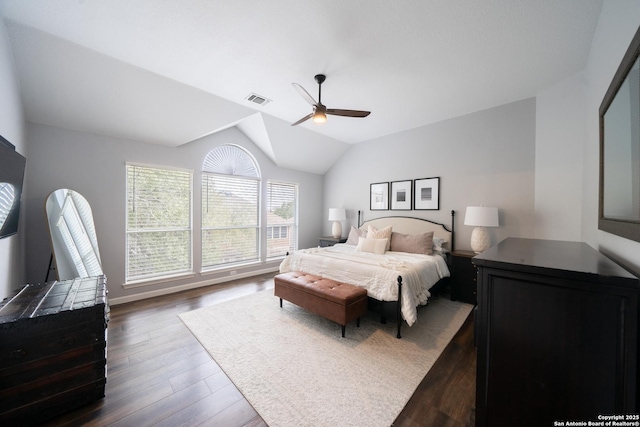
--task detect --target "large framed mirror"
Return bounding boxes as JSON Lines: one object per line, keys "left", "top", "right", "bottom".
{"left": 599, "top": 25, "right": 640, "bottom": 243}
{"left": 46, "top": 189, "right": 103, "bottom": 280}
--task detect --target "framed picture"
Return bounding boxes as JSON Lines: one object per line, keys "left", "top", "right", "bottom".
{"left": 391, "top": 180, "right": 412, "bottom": 210}
{"left": 370, "top": 182, "right": 389, "bottom": 210}
{"left": 413, "top": 177, "right": 440, "bottom": 210}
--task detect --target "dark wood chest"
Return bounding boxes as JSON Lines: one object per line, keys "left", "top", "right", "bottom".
{"left": 473, "top": 238, "right": 639, "bottom": 426}
{"left": 0, "top": 275, "right": 108, "bottom": 425}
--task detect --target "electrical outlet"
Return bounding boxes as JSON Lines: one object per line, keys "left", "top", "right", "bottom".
{"left": 230, "top": 270, "right": 237, "bottom": 276}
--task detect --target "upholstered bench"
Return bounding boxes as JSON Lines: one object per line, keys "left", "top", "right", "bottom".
{"left": 274, "top": 272, "right": 368, "bottom": 337}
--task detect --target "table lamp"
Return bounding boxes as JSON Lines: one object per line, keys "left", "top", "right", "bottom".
{"left": 328, "top": 208, "right": 346, "bottom": 238}
{"left": 464, "top": 206, "right": 499, "bottom": 253}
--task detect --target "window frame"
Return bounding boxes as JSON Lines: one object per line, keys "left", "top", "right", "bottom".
{"left": 125, "top": 162, "right": 194, "bottom": 285}
{"left": 201, "top": 145, "right": 262, "bottom": 272}
{"left": 266, "top": 180, "right": 299, "bottom": 260}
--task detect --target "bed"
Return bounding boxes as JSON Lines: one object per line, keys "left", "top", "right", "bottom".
{"left": 279, "top": 211, "right": 456, "bottom": 338}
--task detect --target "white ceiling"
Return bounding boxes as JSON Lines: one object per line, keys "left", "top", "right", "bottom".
{"left": 0, "top": 0, "right": 603, "bottom": 174}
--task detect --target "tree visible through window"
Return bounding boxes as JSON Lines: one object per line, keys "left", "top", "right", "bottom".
{"left": 126, "top": 164, "right": 192, "bottom": 282}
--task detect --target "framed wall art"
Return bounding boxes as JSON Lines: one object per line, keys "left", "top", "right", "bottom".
{"left": 391, "top": 180, "right": 412, "bottom": 210}
{"left": 370, "top": 182, "right": 389, "bottom": 210}
{"left": 414, "top": 177, "right": 440, "bottom": 210}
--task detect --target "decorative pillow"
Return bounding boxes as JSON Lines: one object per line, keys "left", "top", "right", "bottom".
{"left": 346, "top": 226, "right": 368, "bottom": 245}
{"left": 355, "top": 237, "right": 388, "bottom": 254}
{"left": 432, "top": 236, "right": 447, "bottom": 252}
{"left": 367, "top": 225, "right": 392, "bottom": 251}
{"left": 390, "top": 231, "right": 434, "bottom": 255}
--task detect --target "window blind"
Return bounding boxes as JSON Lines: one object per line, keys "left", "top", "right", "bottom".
{"left": 126, "top": 165, "right": 192, "bottom": 281}
{"left": 266, "top": 181, "right": 298, "bottom": 258}
{"left": 202, "top": 173, "right": 259, "bottom": 269}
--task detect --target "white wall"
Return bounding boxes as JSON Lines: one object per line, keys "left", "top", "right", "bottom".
{"left": 323, "top": 98, "right": 537, "bottom": 251}
{"left": 534, "top": 73, "right": 586, "bottom": 241}
{"left": 583, "top": 0, "right": 640, "bottom": 274}
{"left": 25, "top": 123, "right": 323, "bottom": 302}
{"left": 0, "top": 17, "right": 25, "bottom": 299}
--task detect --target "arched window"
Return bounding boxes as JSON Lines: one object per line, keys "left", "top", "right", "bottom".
{"left": 202, "top": 145, "right": 261, "bottom": 269}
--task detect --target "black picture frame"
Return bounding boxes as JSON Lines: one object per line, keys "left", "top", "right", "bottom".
{"left": 413, "top": 177, "right": 440, "bottom": 210}
{"left": 391, "top": 180, "right": 412, "bottom": 210}
{"left": 370, "top": 182, "right": 389, "bottom": 210}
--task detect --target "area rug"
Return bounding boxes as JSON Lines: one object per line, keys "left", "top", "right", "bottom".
{"left": 179, "top": 290, "right": 473, "bottom": 427}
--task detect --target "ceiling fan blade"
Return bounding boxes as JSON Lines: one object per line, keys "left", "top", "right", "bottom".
{"left": 292, "top": 83, "right": 317, "bottom": 106}
{"left": 290, "top": 113, "right": 313, "bottom": 126}
{"left": 326, "top": 109, "right": 371, "bottom": 118}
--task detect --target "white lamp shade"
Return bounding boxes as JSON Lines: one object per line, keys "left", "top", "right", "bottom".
{"left": 464, "top": 206, "right": 499, "bottom": 227}
{"left": 328, "top": 208, "right": 346, "bottom": 221}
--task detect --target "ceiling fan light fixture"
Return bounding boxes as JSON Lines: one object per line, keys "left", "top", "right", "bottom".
{"left": 290, "top": 74, "right": 370, "bottom": 126}
{"left": 313, "top": 110, "right": 327, "bottom": 124}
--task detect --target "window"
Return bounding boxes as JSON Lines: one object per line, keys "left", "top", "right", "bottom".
{"left": 202, "top": 145, "right": 260, "bottom": 269}
{"left": 266, "top": 180, "right": 298, "bottom": 258}
{"left": 126, "top": 164, "right": 192, "bottom": 282}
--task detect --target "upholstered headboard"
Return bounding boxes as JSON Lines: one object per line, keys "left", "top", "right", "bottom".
{"left": 358, "top": 211, "right": 455, "bottom": 251}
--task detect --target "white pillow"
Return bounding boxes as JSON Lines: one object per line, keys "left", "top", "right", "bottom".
{"left": 355, "top": 237, "right": 388, "bottom": 254}
{"left": 346, "top": 226, "right": 367, "bottom": 245}
{"left": 367, "top": 225, "right": 392, "bottom": 251}
{"left": 433, "top": 236, "right": 445, "bottom": 251}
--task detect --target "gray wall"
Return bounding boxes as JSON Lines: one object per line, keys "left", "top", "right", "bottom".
{"left": 25, "top": 123, "right": 323, "bottom": 302}
{"left": 0, "top": 18, "right": 26, "bottom": 299}
{"left": 323, "top": 98, "right": 537, "bottom": 252}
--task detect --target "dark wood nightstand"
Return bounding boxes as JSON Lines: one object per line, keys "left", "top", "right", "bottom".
{"left": 318, "top": 236, "right": 347, "bottom": 247}
{"left": 448, "top": 250, "right": 478, "bottom": 305}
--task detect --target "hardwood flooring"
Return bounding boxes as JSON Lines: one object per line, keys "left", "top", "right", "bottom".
{"left": 42, "top": 273, "right": 476, "bottom": 426}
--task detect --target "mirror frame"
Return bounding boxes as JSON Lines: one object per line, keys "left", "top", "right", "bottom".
{"left": 599, "top": 25, "right": 640, "bottom": 243}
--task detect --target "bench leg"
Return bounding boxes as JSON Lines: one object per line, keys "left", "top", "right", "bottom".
{"left": 356, "top": 317, "right": 360, "bottom": 327}
{"left": 341, "top": 325, "right": 345, "bottom": 338}
{"left": 279, "top": 298, "right": 283, "bottom": 308}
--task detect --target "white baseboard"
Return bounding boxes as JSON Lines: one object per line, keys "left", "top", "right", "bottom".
{"left": 109, "top": 266, "right": 279, "bottom": 305}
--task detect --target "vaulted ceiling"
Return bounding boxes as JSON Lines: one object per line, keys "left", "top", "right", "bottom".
{"left": 0, "top": 0, "right": 603, "bottom": 174}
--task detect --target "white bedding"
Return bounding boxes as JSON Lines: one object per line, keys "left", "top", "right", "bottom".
{"left": 278, "top": 244, "right": 450, "bottom": 326}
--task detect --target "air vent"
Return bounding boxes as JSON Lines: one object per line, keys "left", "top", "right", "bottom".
{"left": 245, "top": 93, "right": 271, "bottom": 106}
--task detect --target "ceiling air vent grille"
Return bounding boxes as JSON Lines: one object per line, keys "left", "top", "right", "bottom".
{"left": 245, "top": 93, "right": 271, "bottom": 106}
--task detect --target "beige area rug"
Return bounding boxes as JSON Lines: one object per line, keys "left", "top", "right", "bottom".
{"left": 179, "top": 290, "right": 473, "bottom": 427}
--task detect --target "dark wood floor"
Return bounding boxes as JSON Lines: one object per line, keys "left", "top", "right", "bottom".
{"left": 43, "top": 273, "right": 476, "bottom": 426}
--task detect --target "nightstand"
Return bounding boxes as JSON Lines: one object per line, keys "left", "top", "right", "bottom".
{"left": 318, "top": 236, "right": 347, "bottom": 247}
{"left": 449, "top": 250, "right": 478, "bottom": 305}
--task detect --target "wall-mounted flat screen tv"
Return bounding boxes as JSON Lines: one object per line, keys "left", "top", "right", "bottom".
{"left": 0, "top": 135, "right": 26, "bottom": 239}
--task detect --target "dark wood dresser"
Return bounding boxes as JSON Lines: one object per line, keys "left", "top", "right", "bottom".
{"left": 473, "top": 238, "right": 639, "bottom": 426}
{"left": 0, "top": 275, "right": 108, "bottom": 424}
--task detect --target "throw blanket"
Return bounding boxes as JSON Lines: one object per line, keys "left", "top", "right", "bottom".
{"left": 279, "top": 244, "right": 450, "bottom": 326}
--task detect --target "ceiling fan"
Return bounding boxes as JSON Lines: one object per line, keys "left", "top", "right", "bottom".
{"left": 290, "top": 74, "right": 371, "bottom": 126}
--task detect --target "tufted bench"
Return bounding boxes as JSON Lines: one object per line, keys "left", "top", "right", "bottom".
{"left": 274, "top": 272, "right": 368, "bottom": 337}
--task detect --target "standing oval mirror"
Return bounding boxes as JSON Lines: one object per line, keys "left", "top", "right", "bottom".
{"left": 46, "top": 189, "right": 103, "bottom": 280}
{"left": 599, "top": 26, "right": 640, "bottom": 242}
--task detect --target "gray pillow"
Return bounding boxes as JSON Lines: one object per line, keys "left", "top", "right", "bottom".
{"left": 390, "top": 231, "right": 434, "bottom": 255}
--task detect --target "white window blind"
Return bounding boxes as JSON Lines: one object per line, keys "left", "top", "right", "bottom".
{"left": 266, "top": 181, "right": 298, "bottom": 258}
{"left": 201, "top": 173, "right": 259, "bottom": 269}
{"left": 126, "top": 164, "right": 192, "bottom": 282}
{"left": 201, "top": 145, "right": 261, "bottom": 270}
